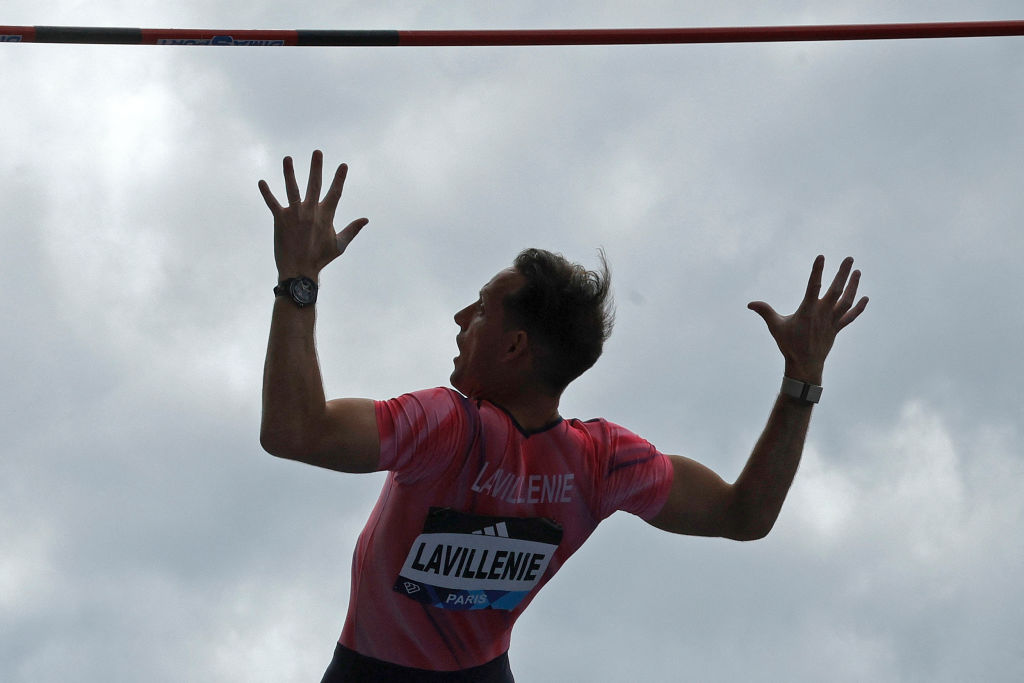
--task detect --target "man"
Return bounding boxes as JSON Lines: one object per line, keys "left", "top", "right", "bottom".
{"left": 258, "top": 151, "right": 868, "bottom": 682}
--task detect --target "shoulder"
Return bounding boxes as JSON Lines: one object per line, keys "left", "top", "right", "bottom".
{"left": 566, "top": 419, "right": 673, "bottom": 520}
{"left": 566, "top": 417, "right": 667, "bottom": 484}
{"left": 389, "top": 386, "right": 465, "bottom": 404}
{"left": 377, "top": 387, "right": 468, "bottom": 415}
{"left": 376, "top": 388, "right": 478, "bottom": 474}
{"left": 566, "top": 416, "right": 652, "bottom": 449}
{"left": 375, "top": 387, "right": 474, "bottom": 441}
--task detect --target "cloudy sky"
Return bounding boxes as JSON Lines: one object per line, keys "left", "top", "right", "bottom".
{"left": 3, "top": 2, "right": 1022, "bottom": 681}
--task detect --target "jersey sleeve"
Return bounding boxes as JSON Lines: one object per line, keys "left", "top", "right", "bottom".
{"left": 596, "top": 421, "right": 675, "bottom": 521}
{"left": 374, "top": 387, "right": 472, "bottom": 483}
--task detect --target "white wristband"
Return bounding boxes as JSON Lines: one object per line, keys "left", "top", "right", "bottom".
{"left": 781, "top": 376, "right": 822, "bottom": 404}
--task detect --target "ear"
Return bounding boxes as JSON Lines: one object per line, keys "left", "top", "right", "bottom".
{"left": 501, "top": 329, "right": 530, "bottom": 361}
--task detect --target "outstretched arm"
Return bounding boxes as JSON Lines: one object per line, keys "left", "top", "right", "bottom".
{"left": 648, "top": 255, "right": 868, "bottom": 540}
{"left": 258, "top": 150, "right": 380, "bottom": 473}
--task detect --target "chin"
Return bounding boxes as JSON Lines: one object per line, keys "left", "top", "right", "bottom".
{"left": 450, "top": 376, "right": 479, "bottom": 399}
{"left": 450, "top": 371, "right": 465, "bottom": 394}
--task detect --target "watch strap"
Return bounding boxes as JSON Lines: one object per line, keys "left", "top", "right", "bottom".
{"left": 780, "top": 376, "right": 822, "bottom": 404}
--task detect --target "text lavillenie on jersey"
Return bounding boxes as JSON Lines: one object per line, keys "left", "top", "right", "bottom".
{"left": 470, "top": 463, "right": 575, "bottom": 504}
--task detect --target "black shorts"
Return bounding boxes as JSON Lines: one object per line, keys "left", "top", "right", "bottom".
{"left": 320, "top": 643, "right": 516, "bottom": 683}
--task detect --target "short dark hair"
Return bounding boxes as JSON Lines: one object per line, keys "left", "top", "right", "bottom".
{"left": 503, "top": 248, "right": 615, "bottom": 394}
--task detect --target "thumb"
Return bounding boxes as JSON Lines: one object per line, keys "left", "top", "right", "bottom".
{"left": 747, "top": 301, "right": 778, "bottom": 325}
{"left": 335, "top": 217, "right": 370, "bottom": 256}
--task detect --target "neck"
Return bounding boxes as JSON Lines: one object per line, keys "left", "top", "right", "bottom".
{"left": 476, "top": 386, "right": 561, "bottom": 433}
{"left": 502, "top": 396, "right": 562, "bottom": 433}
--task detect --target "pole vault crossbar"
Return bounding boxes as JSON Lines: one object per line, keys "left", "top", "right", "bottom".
{"left": 2, "top": 21, "right": 1023, "bottom": 47}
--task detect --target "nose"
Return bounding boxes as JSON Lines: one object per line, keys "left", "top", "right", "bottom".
{"left": 454, "top": 303, "right": 472, "bottom": 328}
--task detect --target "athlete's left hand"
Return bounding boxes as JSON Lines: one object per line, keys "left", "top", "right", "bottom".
{"left": 747, "top": 255, "right": 868, "bottom": 385}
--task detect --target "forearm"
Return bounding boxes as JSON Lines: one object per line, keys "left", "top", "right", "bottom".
{"left": 260, "top": 297, "right": 329, "bottom": 456}
{"left": 652, "top": 256, "right": 864, "bottom": 540}
{"left": 731, "top": 390, "right": 814, "bottom": 539}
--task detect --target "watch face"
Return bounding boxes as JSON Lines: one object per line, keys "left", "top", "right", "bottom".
{"left": 289, "top": 277, "right": 317, "bottom": 305}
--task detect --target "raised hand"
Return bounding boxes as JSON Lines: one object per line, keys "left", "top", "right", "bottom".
{"left": 747, "top": 255, "right": 868, "bottom": 384}
{"left": 258, "top": 150, "right": 369, "bottom": 280}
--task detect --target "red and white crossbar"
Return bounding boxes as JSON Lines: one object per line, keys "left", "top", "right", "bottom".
{"left": 1, "top": 21, "right": 1023, "bottom": 47}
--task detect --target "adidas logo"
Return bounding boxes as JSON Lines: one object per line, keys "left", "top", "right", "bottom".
{"left": 472, "top": 522, "right": 509, "bottom": 538}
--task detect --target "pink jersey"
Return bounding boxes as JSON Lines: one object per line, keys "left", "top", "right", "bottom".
{"left": 339, "top": 387, "right": 674, "bottom": 671}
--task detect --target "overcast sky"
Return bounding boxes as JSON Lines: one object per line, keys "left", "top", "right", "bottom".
{"left": 2, "top": 2, "right": 1023, "bottom": 681}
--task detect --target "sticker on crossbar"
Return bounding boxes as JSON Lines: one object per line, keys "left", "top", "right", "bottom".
{"left": 156, "top": 35, "right": 285, "bottom": 46}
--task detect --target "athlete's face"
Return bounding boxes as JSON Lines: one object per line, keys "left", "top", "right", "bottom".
{"left": 451, "top": 268, "right": 526, "bottom": 399}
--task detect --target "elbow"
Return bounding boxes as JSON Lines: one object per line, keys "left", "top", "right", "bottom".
{"left": 728, "top": 523, "right": 772, "bottom": 542}
{"left": 722, "top": 487, "right": 782, "bottom": 541}
{"left": 724, "top": 505, "right": 776, "bottom": 542}
{"left": 260, "top": 425, "right": 305, "bottom": 461}
{"left": 260, "top": 406, "right": 321, "bottom": 460}
{"left": 259, "top": 432, "right": 288, "bottom": 459}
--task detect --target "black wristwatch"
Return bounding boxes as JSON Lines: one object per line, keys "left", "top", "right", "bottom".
{"left": 274, "top": 277, "right": 318, "bottom": 308}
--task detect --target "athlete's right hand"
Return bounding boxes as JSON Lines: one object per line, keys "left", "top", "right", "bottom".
{"left": 258, "top": 150, "right": 369, "bottom": 281}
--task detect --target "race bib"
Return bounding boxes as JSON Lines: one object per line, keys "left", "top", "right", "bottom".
{"left": 394, "top": 507, "right": 563, "bottom": 611}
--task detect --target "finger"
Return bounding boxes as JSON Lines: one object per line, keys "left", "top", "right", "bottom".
{"left": 802, "top": 255, "right": 825, "bottom": 304}
{"left": 283, "top": 156, "right": 301, "bottom": 205}
{"left": 305, "top": 150, "right": 323, "bottom": 206}
{"left": 835, "top": 269, "right": 861, "bottom": 314}
{"left": 823, "top": 256, "right": 855, "bottom": 304}
{"left": 258, "top": 179, "right": 281, "bottom": 214}
{"left": 837, "top": 296, "right": 868, "bottom": 330}
{"left": 336, "top": 217, "right": 370, "bottom": 256}
{"left": 322, "top": 163, "right": 349, "bottom": 217}
{"left": 747, "top": 301, "right": 780, "bottom": 327}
